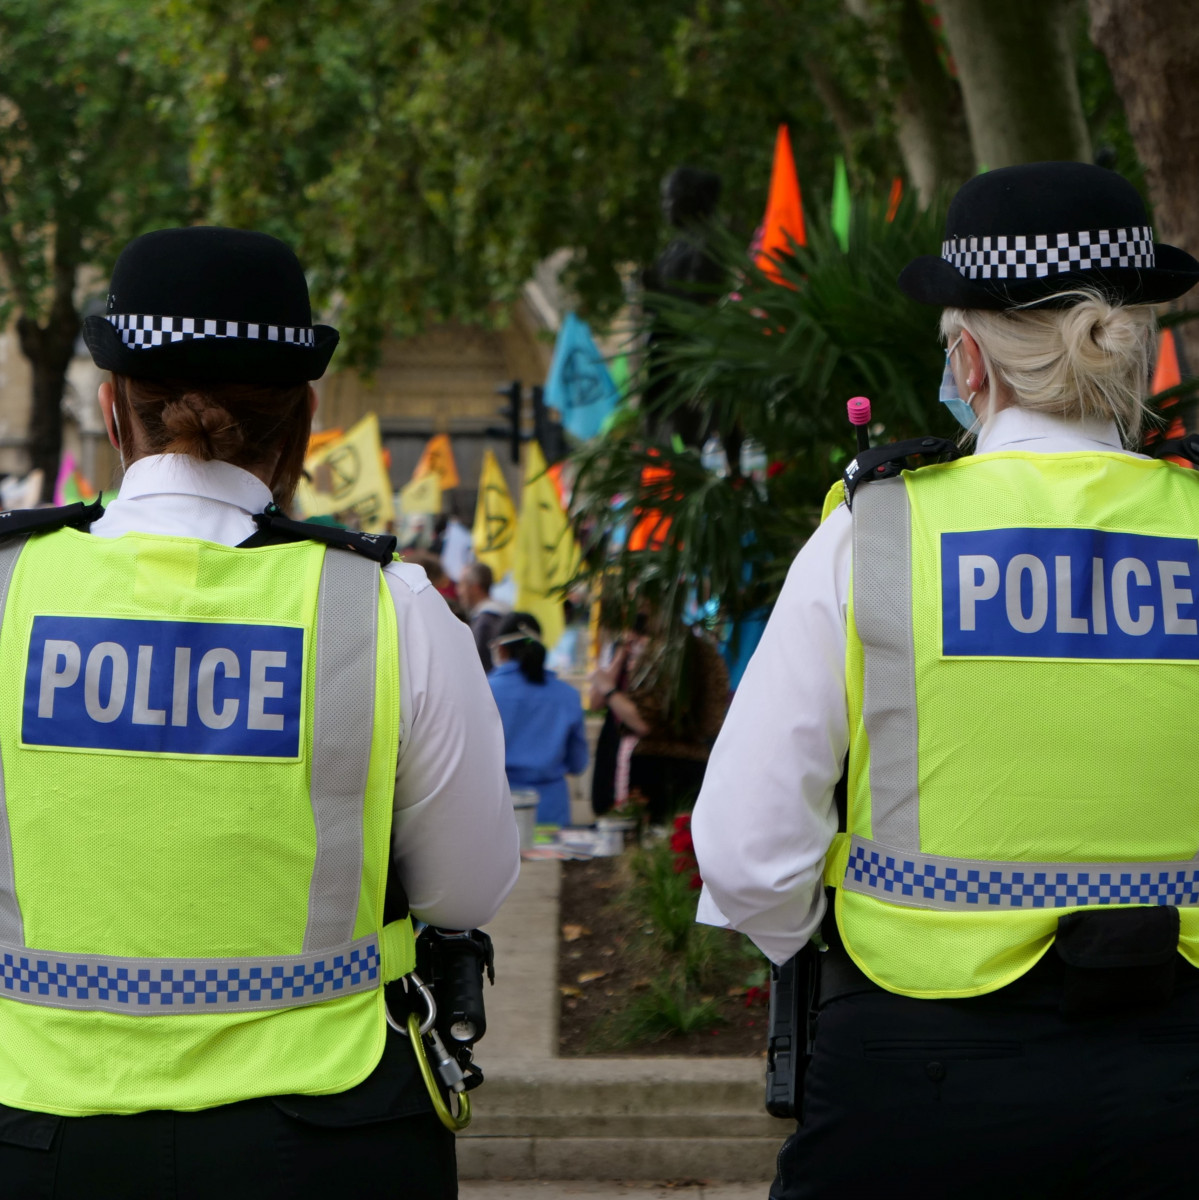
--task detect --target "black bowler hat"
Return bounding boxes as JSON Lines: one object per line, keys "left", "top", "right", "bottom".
{"left": 83, "top": 226, "right": 339, "bottom": 383}
{"left": 899, "top": 162, "right": 1199, "bottom": 309}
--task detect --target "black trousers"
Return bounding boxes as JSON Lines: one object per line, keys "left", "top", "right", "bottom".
{"left": 773, "top": 952, "right": 1199, "bottom": 1199}
{"left": 0, "top": 1028, "right": 456, "bottom": 1199}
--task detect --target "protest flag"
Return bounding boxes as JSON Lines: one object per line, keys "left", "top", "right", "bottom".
{"left": 307, "top": 428, "right": 343, "bottom": 455}
{"left": 628, "top": 459, "right": 675, "bottom": 552}
{"left": 472, "top": 448, "right": 517, "bottom": 580}
{"left": 1153, "top": 327, "right": 1183, "bottom": 398}
{"left": 294, "top": 412, "right": 395, "bottom": 533}
{"left": 399, "top": 470, "right": 442, "bottom": 515}
{"left": 413, "top": 433, "right": 460, "bottom": 490}
{"left": 1148, "top": 328, "right": 1193, "bottom": 467}
{"left": 832, "top": 156, "right": 851, "bottom": 253}
{"left": 514, "top": 440, "right": 579, "bottom": 650}
{"left": 54, "top": 452, "right": 99, "bottom": 507}
{"left": 755, "top": 124, "right": 806, "bottom": 283}
{"left": 544, "top": 313, "right": 619, "bottom": 443}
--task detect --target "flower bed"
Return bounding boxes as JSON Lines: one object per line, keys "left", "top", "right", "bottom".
{"left": 558, "top": 817, "right": 769, "bottom": 1057}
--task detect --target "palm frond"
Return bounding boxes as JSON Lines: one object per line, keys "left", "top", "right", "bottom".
{"left": 571, "top": 190, "right": 952, "bottom": 704}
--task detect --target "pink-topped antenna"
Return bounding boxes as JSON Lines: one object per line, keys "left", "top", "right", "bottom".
{"left": 847, "top": 396, "right": 871, "bottom": 451}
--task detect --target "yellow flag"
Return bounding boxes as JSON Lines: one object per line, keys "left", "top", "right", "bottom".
{"left": 514, "top": 442, "right": 579, "bottom": 650}
{"left": 471, "top": 449, "right": 517, "bottom": 580}
{"left": 399, "top": 470, "right": 442, "bottom": 515}
{"left": 294, "top": 413, "right": 395, "bottom": 534}
{"left": 413, "top": 433, "right": 460, "bottom": 490}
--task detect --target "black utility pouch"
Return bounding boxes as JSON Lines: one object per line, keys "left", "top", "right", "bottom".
{"left": 1055, "top": 906, "right": 1179, "bottom": 1019}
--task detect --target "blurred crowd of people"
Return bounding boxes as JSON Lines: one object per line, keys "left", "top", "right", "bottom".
{"left": 410, "top": 516, "right": 732, "bottom": 836}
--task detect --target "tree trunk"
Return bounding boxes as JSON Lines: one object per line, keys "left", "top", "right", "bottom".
{"left": 16, "top": 302, "right": 78, "bottom": 502}
{"left": 1088, "top": 0, "right": 1199, "bottom": 424}
{"left": 802, "top": 53, "right": 870, "bottom": 166}
{"left": 937, "top": 0, "right": 1092, "bottom": 169}
{"left": 846, "top": 0, "right": 974, "bottom": 203}
{"left": 13, "top": 220, "right": 80, "bottom": 502}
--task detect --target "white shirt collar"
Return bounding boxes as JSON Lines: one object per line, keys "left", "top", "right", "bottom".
{"left": 116, "top": 454, "right": 273, "bottom": 514}
{"left": 974, "top": 406, "right": 1129, "bottom": 456}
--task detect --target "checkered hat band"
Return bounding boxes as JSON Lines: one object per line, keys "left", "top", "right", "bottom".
{"left": 107, "top": 313, "right": 316, "bottom": 350}
{"left": 941, "top": 226, "right": 1155, "bottom": 281}
{"left": 0, "top": 933, "right": 380, "bottom": 1014}
{"left": 842, "top": 835, "right": 1199, "bottom": 912}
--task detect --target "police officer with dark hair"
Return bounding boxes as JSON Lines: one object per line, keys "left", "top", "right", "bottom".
{"left": 0, "top": 227, "right": 518, "bottom": 1196}
{"left": 693, "top": 163, "right": 1199, "bottom": 1198}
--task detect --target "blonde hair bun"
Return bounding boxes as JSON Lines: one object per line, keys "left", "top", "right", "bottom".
{"left": 941, "top": 288, "right": 1155, "bottom": 444}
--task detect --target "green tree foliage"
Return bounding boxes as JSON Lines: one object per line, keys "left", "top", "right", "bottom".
{"left": 0, "top": 0, "right": 195, "bottom": 493}
{"left": 162, "top": 0, "right": 898, "bottom": 365}
{"left": 570, "top": 191, "right": 951, "bottom": 686}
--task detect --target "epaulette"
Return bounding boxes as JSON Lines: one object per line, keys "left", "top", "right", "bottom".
{"left": 843, "top": 436, "right": 962, "bottom": 509}
{"left": 239, "top": 504, "right": 398, "bottom": 564}
{"left": 0, "top": 498, "right": 105, "bottom": 538}
{"left": 1147, "top": 433, "right": 1199, "bottom": 466}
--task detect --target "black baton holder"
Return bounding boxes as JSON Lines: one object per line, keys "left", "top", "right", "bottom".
{"left": 765, "top": 942, "right": 818, "bottom": 1120}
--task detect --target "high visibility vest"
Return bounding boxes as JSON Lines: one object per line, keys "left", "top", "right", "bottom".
{"left": 0, "top": 527, "right": 414, "bottom": 1116}
{"left": 825, "top": 451, "right": 1199, "bottom": 998}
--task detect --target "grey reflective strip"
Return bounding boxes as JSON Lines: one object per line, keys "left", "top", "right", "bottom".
{"left": 842, "top": 834, "right": 1199, "bottom": 911}
{"left": 0, "top": 933, "right": 380, "bottom": 1015}
{"left": 0, "top": 539, "right": 26, "bottom": 946}
{"left": 304, "top": 550, "right": 379, "bottom": 951}
{"left": 852, "top": 479, "right": 920, "bottom": 849}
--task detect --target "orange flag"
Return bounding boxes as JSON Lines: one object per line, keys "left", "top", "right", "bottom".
{"left": 755, "top": 124, "right": 806, "bottom": 284}
{"left": 1148, "top": 328, "right": 1192, "bottom": 467}
{"left": 1153, "top": 328, "right": 1182, "bottom": 397}
{"left": 413, "top": 433, "right": 460, "bottom": 490}
{"left": 628, "top": 461, "right": 675, "bottom": 552}
{"left": 308, "top": 428, "right": 343, "bottom": 454}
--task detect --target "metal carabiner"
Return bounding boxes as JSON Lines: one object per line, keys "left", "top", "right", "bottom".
{"left": 386, "top": 971, "right": 437, "bottom": 1038}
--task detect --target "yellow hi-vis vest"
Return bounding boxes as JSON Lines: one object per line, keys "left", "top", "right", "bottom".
{"left": 825, "top": 450, "right": 1199, "bottom": 999}
{"left": 0, "top": 527, "right": 414, "bottom": 1116}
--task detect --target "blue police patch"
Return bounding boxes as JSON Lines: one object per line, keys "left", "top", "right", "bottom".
{"left": 942, "top": 528, "right": 1199, "bottom": 660}
{"left": 23, "top": 616, "right": 304, "bottom": 757}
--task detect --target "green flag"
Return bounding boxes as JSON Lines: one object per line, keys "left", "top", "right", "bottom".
{"left": 831, "top": 156, "right": 851, "bottom": 254}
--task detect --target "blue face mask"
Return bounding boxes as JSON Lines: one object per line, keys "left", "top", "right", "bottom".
{"left": 939, "top": 336, "right": 979, "bottom": 432}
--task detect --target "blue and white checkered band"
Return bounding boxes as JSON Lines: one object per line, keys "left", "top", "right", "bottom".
{"left": 0, "top": 934, "right": 380, "bottom": 1014}
{"left": 106, "top": 313, "right": 316, "bottom": 350}
{"left": 842, "top": 835, "right": 1199, "bottom": 912}
{"left": 941, "top": 225, "right": 1155, "bottom": 281}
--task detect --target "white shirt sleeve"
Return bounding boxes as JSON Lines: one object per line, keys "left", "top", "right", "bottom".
{"left": 384, "top": 562, "right": 520, "bottom": 929}
{"left": 691, "top": 505, "right": 852, "bottom": 965}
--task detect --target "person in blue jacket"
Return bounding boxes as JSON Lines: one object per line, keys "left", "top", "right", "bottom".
{"left": 488, "top": 612, "right": 589, "bottom": 827}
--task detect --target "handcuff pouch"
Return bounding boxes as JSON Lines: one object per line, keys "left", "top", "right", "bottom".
{"left": 1055, "top": 906, "right": 1179, "bottom": 1019}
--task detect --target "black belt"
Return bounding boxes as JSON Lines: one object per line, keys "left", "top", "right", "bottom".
{"left": 818, "top": 906, "right": 1192, "bottom": 1018}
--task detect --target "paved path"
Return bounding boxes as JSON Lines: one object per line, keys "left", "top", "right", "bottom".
{"left": 464, "top": 847, "right": 782, "bottom": 1189}
{"left": 477, "top": 858, "right": 561, "bottom": 1067}
{"left": 461, "top": 1184, "right": 765, "bottom": 1198}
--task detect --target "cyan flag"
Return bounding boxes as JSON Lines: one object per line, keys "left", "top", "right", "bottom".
{"left": 544, "top": 312, "right": 618, "bottom": 442}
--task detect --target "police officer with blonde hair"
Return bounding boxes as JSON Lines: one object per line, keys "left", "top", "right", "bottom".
{"left": 0, "top": 227, "right": 518, "bottom": 1196}
{"left": 693, "top": 162, "right": 1199, "bottom": 1198}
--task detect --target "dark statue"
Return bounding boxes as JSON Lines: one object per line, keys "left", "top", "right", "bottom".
{"left": 641, "top": 167, "right": 725, "bottom": 446}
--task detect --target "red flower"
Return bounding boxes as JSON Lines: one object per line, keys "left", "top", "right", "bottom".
{"left": 744, "top": 985, "right": 772, "bottom": 1007}
{"left": 688, "top": 872, "right": 703, "bottom": 891}
{"left": 669, "top": 830, "right": 694, "bottom": 855}
{"left": 767, "top": 460, "right": 787, "bottom": 479}
{"left": 673, "top": 813, "right": 691, "bottom": 831}
{"left": 673, "top": 856, "right": 691, "bottom": 874}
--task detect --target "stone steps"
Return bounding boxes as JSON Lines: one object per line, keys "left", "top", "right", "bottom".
{"left": 465, "top": 860, "right": 789, "bottom": 1183}
{"left": 457, "top": 1058, "right": 790, "bottom": 1182}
